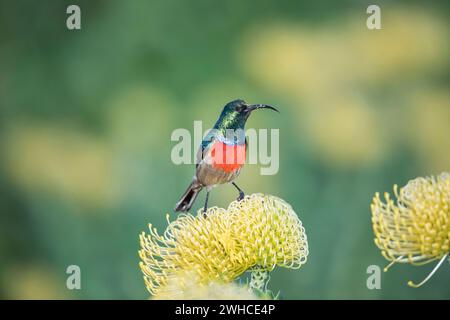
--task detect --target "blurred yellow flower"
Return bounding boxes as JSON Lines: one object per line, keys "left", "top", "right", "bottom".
{"left": 371, "top": 172, "right": 450, "bottom": 287}
{"left": 152, "top": 271, "right": 259, "bottom": 300}
{"left": 239, "top": 8, "right": 447, "bottom": 99}
{"left": 3, "top": 264, "right": 68, "bottom": 299}
{"left": 139, "top": 194, "right": 308, "bottom": 295}
{"left": 238, "top": 7, "right": 448, "bottom": 168}
{"left": 2, "top": 125, "right": 117, "bottom": 208}
{"left": 304, "top": 95, "right": 386, "bottom": 167}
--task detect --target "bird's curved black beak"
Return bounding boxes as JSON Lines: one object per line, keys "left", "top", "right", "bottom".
{"left": 247, "top": 104, "right": 279, "bottom": 113}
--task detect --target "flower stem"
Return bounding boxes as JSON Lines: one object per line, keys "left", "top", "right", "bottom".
{"left": 249, "top": 269, "right": 270, "bottom": 292}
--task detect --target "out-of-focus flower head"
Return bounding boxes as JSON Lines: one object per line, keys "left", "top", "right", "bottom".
{"left": 371, "top": 172, "right": 450, "bottom": 287}
{"left": 3, "top": 264, "right": 68, "bottom": 299}
{"left": 151, "top": 271, "right": 259, "bottom": 300}
{"left": 139, "top": 194, "right": 308, "bottom": 296}
{"left": 238, "top": 7, "right": 448, "bottom": 169}
{"left": 2, "top": 125, "right": 117, "bottom": 208}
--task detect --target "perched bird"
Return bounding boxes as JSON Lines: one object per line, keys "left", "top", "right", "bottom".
{"left": 174, "top": 99, "right": 279, "bottom": 213}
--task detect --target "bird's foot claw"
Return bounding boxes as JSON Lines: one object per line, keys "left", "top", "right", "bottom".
{"left": 237, "top": 192, "right": 245, "bottom": 201}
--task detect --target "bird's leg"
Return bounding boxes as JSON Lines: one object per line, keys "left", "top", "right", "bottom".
{"left": 232, "top": 182, "right": 245, "bottom": 201}
{"left": 203, "top": 191, "right": 210, "bottom": 217}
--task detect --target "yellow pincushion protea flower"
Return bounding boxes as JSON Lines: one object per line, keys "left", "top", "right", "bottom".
{"left": 371, "top": 172, "right": 450, "bottom": 287}
{"left": 152, "top": 271, "right": 259, "bottom": 300}
{"left": 139, "top": 193, "right": 308, "bottom": 296}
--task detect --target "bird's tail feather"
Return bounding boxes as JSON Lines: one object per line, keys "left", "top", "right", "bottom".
{"left": 174, "top": 180, "right": 203, "bottom": 212}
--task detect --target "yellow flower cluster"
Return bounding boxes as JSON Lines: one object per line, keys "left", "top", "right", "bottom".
{"left": 139, "top": 194, "right": 308, "bottom": 296}
{"left": 371, "top": 172, "right": 450, "bottom": 287}
{"left": 152, "top": 271, "right": 259, "bottom": 300}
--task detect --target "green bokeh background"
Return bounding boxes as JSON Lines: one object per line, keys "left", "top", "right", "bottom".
{"left": 0, "top": 0, "right": 449, "bottom": 299}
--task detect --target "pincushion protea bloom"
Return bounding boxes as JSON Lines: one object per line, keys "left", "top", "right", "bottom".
{"left": 152, "top": 271, "right": 259, "bottom": 300}
{"left": 371, "top": 172, "right": 450, "bottom": 287}
{"left": 139, "top": 194, "right": 308, "bottom": 296}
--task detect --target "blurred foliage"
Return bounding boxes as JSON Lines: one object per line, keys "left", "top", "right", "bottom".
{"left": 0, "top": 0, "right": 449, "bottom": 299}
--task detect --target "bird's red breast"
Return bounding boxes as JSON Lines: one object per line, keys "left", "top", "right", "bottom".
{"left": 210, "top": 141, "right": 246, "bottom": 173}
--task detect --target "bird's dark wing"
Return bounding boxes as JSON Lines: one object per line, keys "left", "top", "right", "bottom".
{"left": 196, "top": 130, "right": 216, "bottom": 168}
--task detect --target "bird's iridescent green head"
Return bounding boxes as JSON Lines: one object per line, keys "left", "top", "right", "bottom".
{"left": 213, "top": 99, "right": 279, "bottom": 131}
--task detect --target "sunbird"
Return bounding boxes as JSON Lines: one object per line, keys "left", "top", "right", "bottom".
{"left": 174, "top": 99, "right": 279, "bottom": 213}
